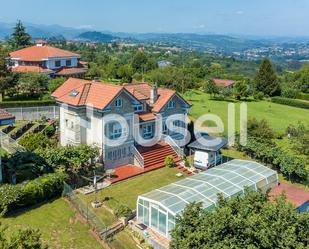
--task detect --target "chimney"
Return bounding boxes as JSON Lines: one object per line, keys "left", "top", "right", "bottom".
{"left": 36, "top": 39, "right": 48, "bottom": 46}
{"left": 150, "top": 83, "right": 158, "bottom": 106}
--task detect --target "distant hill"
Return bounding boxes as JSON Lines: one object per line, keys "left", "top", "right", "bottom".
{"left": 75, "top": 31, "right": 116, "bottom": 43}
{"left": 0, "top": 21, "right": 89, "bottom": 40}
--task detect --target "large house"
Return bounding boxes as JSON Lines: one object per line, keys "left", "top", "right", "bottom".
{"left": 9, "top": 40, "right": 87, "bottom": 78}
{"left": 52, "top": 78, "right": 191, "bottom": 170}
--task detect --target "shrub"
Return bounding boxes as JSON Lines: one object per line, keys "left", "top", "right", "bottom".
{"left": 253, "top": 91, "right": 264, "bottom": 100}
{"left": 0, "top": 99, "right": 55, "bottom": 108}
{"left": 0, "top": 172, "right": 67, "bottom": 216}
{"left": 19, "top": 132, "right": 51, "bottom": 151}
{"left": 43, "top": 125, "right": 56, "bottom": 137}
{"left": 297, "top": 92, "right": 309, "bottom": 101}
{"left": 271, "top": 96, "right": 309, "bottom": 109}
{"left": 115, "top": 204, "right": 133, "bottom": 218}
{"left": 165, "top": 156, "right": 175, "bottom": 168}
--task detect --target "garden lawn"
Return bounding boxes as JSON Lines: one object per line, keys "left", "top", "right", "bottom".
{"left": 110, "top": 229, "right": 138, "bottom": 249}
{"left": 81, "top": 167, "right": 182, "bottom": 211}
{"left": 0, "top": 198, "right": 103, "bottom": 249}
{"left": 187, "top": 90, "right": 309, "bottom": 134}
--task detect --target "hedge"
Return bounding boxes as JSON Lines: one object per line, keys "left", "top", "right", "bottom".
{"left": 0, "top": 99, "right": 56, "bottom": 108}
{"left": 271, "top": 97, "right": 309, "bottom": 109}
{"left": 0, "top": 172, "right": 67, "bottom": 216}
{"left": 297, "top": 92, "right": 309, "bottom": 101}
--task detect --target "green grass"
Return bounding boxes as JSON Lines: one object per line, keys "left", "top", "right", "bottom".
{"left": 0, "top": 198, "right": 103, "bottom": 249}
{"left": 187, "top": 90, "right": 309, "bottom": 134}
{"left": 110, "top": 229, "right": 138, "bottom": 249}
{"left": 81, "top": 167, "right": 182, "bottom": 210}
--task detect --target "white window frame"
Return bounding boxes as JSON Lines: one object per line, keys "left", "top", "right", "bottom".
{"left": 167, "top": 100, "right": 175, "bottom": 109}
{"left": 115, "top": 98, "right": 123, "bottom": 108}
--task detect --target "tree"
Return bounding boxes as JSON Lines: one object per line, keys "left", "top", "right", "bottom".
{"left": 203, "top": 80, "right": 219, "bottom": 97}
{"left": 0, "top": 223, "right": 47, "bottom": 249}
{"left": 0, "top": 45, "right": 14, "bottom": 101}
{"left": 234, "top": 80, "right": 249, "bottom": 100}
{"left": 247, "top": 118, "right": 274, "bottom": 141}
{"left": 48, "top": 77, "right": 66, "bottom": 93}
{"left": 9, "top": 20, "right": 32, "bottom": 49}
{"left": 171, "top": 190, "right": 309, "bottom": 249}
{"left": 15, "top": 72, "right": 49, "bottom": 98}
{"left": 117, "top": 64, "right": 133, "bottom": 82}
{"left": 254, "top": 58, "right": 280, "bottom": 96}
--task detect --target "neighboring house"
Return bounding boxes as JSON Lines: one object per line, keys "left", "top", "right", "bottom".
{"left": 52, "top": 78, "right": 191, "bottom": 169}
{"left": 157, "top": 60, "right": 173, "bottom": 68}
{"left": 9, "top": 40, "right": 87, "bottom": 78}
{"left": 212, "top": 79, "right": 235, "bottom": 88}
{"left": 0, "top": 109, "right": 15, "bottom": 126}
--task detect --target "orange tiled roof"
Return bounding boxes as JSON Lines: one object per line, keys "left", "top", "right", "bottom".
{"left": 10, "top": 45, "right": 80, "bottom": 61}
{"left": 52, "top": 79, "right": 191, "bottom": 112}
{"left": 51, "top": 78, "right": 123, "bottom": 110}
{"left": 138, "top": 112, "right": 157, "bottom": 122}
{"left": 12, "top": 65, "right": 53, "bottom": 73}
{"left": 56, "top": 67, "right": 87, "bottom": 76}
{"left": 124, "top": 83, "right": 185, "bottom": 113}
{"left": 213, "top": 79, "right": 235, "bottom": 87}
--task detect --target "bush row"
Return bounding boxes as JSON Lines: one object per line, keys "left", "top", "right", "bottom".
{"left": 297, "top": 92, "right": 309, "bottom": 101}
{"left": 271, "top": 96, "right": 309, "bottom": 109}
{"left": 0, "top": 99, "right": 56, "bottom": 108}
{"left": 239, "top": 139, "right": 308, "bottom": 182}
{"left": 0, "top": 172, "right": 67, "bottom": 216}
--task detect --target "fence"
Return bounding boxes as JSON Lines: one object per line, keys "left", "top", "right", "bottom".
{"left": 0, "top": 130, "right": 26, "bottom": 154}
{"left": 6, "top": 106, "right": 59, "bottom": 121}
{"left": 63, "top": 183, "right": 110, "bottom": 239}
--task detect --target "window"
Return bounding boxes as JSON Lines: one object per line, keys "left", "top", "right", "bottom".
{"left": 66, "top": 59, "right": 71, "bottom": 66}
{"left": 134, "top": 104, "right": 143, "bottom": 112}
{"left": 167, "top": 100, "right": 175, "bottom": 109}
{"left": 143, "top": 125, "right": 153, "bottom": 138}
{"left": 162, "top": 121, "right": 167, "bottom": 132}
{"left": 55, "top": 60, "right": 61, "bottom": 67}
{"left": 110, "top": 122, "right": 127, "bottom": 139}
{"left": 69, "top": 90, "right": 79, "bottom": 97}
{"left": 115, "top": 98, "right": 122, "bottom": 107}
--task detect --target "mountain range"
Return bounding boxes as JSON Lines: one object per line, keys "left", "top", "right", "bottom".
{"left": 1, "top": 21, "right": 309, "bottom": 54}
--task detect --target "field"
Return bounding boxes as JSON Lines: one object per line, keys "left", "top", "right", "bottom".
{"left": 0, "top": 198, "right": 103, "bottom": 249}
{"left": 186, "top": 90, "right": 309, "bottom": 134}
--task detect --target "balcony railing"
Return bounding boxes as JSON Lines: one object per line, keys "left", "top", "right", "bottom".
{"left": 161, "top": 134, "right": 184, "bottom": 158}
{"left": 132, "top": 146, "right": 144, "bottom": 168}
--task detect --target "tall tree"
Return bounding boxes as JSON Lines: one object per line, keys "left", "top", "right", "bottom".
{"left": 234, "top": 80, "right": 249, "bottom": 100}
{"left": 9, "top": 20, "right": 32, "bottom": 49}
{"left": 254, "top": 58, "right": 280, "bottom": 96}
{"left": 0, "top": 45, "right": 13, "bottom": 101}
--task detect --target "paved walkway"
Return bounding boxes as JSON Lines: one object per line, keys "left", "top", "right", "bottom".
{"left": 269, "top": 182, "right": 309, "bottom": 207}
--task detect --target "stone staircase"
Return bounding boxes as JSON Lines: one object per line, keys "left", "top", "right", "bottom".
{"left": 139, "top": 141, "right": 182, "bottom": 170}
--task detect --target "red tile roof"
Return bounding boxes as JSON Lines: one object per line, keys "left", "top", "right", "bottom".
{"left": 12, "top": 65, "right": 53, "bottom": 73}
{"left": 213, "top": 79, "right": 235, "bottom": 87}
{"left": 52, "top": 79, "right": 191, "bottom": 112}
{"left": 10, "top": 45, "right": 80, "bottom": 61}
{"left": 124, "top": 83, "right": 188, "bottom": 113}
{"left": 138, "top": 112, "right": 157, "bottom": 122}
{"left": 56, "top": 67, "right": 87, "bottom": 76}
{"left": 51, "top": 78, "right": 123, "bottom": 109}
{"left": 0, "top": 109, "right": 15, "bottom": 121}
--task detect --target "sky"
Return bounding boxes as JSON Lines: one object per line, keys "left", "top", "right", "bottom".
{"left": 1, "top": 0, "right": 309, "bottom": 36}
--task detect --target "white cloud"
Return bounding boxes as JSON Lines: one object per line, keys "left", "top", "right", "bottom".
{"left": 194, "top": 24, "right": 206, "bottom": 29}
{"left": 236, "top": 10, "right": 244, "bottom": 15}
{"left": 77, "top": 24, "right": 94, "bottom": 30}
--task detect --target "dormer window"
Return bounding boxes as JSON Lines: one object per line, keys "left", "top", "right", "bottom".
{"left": 115, "top": 98, "right": 122, "bottom": 107}
{"left": 69, "top": 90, "right": 79, "bottom": 97}
{"left": 167, "top": 100, "right": 175, "bottom": 109}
